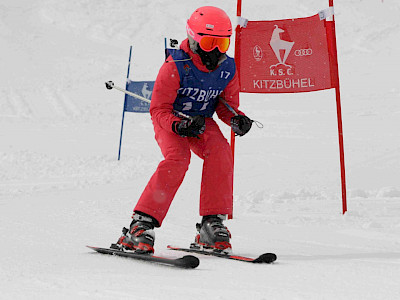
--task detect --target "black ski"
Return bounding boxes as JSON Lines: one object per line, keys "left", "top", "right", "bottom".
{"left": 87, "top": 246, "right": 199, "bottom": 269}
{"left": 167, "top": 245, "right": 277, "bottom": 264}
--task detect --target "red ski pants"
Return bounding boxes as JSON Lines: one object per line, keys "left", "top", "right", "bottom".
{"left": 134, "top": 118, "right": 233, "bottom": 226}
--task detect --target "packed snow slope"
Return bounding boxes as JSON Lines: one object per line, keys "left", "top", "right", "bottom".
{"left": 1, "top": 0, "right": 399, "bottom": 299}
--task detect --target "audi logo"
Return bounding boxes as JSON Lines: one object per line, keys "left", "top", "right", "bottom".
{"left": 294, "top": 49, "right": 313, "bottom": 56}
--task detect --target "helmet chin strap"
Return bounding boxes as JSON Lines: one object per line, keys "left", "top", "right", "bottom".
{"left": 187, "top": 35, "right": 198, "bottom": 53}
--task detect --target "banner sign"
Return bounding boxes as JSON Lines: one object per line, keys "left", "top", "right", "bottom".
{"left": 238, "top": 14, "right": 335, "bottom": 93}
{"left": 124, "top": 80, "right": 154, "bottom": 113}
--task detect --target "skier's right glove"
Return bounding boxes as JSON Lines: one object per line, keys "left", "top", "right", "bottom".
{"left": 172, "top": 115, "right": 206, "bottom": 138}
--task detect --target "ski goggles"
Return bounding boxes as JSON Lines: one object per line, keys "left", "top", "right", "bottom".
{"left": 187, "top": 24, "right": 231, "bottom": 53}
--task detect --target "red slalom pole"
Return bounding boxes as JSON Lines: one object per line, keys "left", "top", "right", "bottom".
{"left": 328, "top": 0, "right": 347, "bottom": 214}
{"left": 232, "top": 0, "right": 243, "bottom": 163}
{"left": 228, "top": 0, "right": 243, "bottom": 219}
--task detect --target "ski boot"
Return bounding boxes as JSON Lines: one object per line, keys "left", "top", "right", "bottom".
{"left": 111, "top": 213, "right": 156, "bottom": 254}
{"left": 191, "top": 214, "right": 232, "bottom": 254}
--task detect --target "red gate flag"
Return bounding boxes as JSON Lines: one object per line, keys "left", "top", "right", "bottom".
{"left": 237, "top": 13, "right": 338, "bottom": 93}
{"left": 233, "top": 2, "right": 347, "bottom": 214}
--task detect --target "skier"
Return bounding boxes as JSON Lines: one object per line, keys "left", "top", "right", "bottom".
{"left": 114, "top": 6, "right": 252, "bottom": 254}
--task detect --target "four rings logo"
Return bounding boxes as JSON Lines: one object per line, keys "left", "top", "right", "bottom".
{"left": 294, "top": 49, "right": 313, "bottom": 56}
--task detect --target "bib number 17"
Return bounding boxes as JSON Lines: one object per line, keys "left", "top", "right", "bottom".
{"left": 220, "top": 71, "right": 231, "bottom": 79}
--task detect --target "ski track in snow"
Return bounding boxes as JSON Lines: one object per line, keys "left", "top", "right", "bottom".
{"left": 1, "top": 0, "right": 400, "bottom": 299}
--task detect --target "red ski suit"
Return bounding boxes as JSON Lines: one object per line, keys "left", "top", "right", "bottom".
{"left": 134, "top": 39, "right": 243, "bottom": 226}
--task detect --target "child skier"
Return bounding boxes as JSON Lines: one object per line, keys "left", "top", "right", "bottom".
{"left": 114, "top": 6, "right": 252, "bottom": 254}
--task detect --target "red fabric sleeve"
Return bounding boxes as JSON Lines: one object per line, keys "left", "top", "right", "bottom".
{"left": 149, "top": 57, "right": 181, "bottom": 132}
{"left": 215, "top": 69, "right": 245, "bottom": 126}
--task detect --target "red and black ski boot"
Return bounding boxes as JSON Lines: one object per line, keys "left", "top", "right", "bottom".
{"left": 191, "top": 214, "right": 232, "bottom": 254}
{"left": 111, "top": 213, "right": 156, "bottom": 254}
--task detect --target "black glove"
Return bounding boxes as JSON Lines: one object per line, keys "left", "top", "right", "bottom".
{"left": 230, "top": 115, "right": 252, "bottom": 136}
{"left": 172, "top": 115, "right": 205, "bottom": 137}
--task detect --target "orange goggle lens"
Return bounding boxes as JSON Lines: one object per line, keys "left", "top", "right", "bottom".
{"left": 199, "top": 36, "right": 230, "bottom": 53}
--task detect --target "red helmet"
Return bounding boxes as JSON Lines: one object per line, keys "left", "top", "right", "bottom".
{"left": 187, "top": 6, "right": 232, "bottom": 53}
{"left": 187, "top": 6, "right": 232, "bottom": 37}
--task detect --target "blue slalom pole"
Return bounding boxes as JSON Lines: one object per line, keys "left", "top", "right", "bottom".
{"left": 118, "top": 45, "right": 133, "bottom": 160}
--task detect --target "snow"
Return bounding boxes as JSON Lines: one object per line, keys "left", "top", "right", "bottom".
{"left": 1, "top": 0, "right": 400, "bottom": 299}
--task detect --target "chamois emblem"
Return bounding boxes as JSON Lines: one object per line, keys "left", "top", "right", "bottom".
{"left": 141, "top": 83, "right": 152, "bottom": 99}
{"left": 269, "top": 25, "right": 294, "bottom": 67}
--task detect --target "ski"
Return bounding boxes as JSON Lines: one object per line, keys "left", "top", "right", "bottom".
{"left": 167, "top": 245, "right": 277, "bottom": 264}
{"left": 87, "top": 246, "right": 199, "bottom": 269}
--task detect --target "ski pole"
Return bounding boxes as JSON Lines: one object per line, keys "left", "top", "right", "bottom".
{"left": 106, "top": 80, "right": 151, "bottom": 104}
{"left": 219, "top": 96, "right": 264, "bottom": 128}
{"left": 219, "top": 97, "right": 239, "bottom": 116}
{"left": 105, "top": 81, "right": 193, "bottom": 120}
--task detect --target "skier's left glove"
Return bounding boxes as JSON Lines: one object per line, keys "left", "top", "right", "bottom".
{"left": 230, "top": 115, "right": 252, "bottom": 136}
